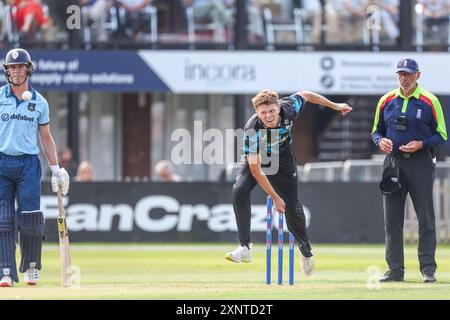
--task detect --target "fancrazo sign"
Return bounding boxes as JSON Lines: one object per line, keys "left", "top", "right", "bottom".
{"left": 1, "top": 51, "right": 449, "bottom": 94}
{"left": 43, "top": 195, "right": 261, "bottom": 233}
{"left": 42, "top": 194, "right": 311, "bottom": 233}
{"left": 41, "top": 182, "right": 383, "bottom": 243}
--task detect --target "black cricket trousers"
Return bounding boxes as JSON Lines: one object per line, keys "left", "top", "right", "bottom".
{"left": 383, "top": 149, "right": 437, "bottom": 275}
{"left": 232, "top": 150, "right": 310, "bottom": 247}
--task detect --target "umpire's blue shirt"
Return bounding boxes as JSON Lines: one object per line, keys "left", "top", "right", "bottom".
{"left": 0, "top": 84, "right": 49, "bottom": 155}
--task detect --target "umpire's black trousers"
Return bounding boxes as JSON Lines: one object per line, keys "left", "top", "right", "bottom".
{"left": 383, "top": 149, "right": 437, "bottom": 275}
{"left": 232, "top": 150, "right": 310, "bottom": 247}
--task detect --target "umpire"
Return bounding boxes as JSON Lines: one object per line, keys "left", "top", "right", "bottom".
{"left": 371, "top": 58, "right": 447, "bottom": 283}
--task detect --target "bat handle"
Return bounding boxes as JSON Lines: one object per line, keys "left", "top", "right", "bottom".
{"left": 56, "top": 189, "right": 65, "bottom": 218}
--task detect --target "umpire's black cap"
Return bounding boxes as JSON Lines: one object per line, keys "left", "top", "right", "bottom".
{"left": 379, "top": 166, "right": 401, "bottom": 196}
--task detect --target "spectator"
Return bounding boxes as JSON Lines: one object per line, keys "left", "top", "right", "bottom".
{"left": 247, "top": 0, "right": 264, "bottom": 44}
{"left": 155, "top": 160, "right": 182, "bottom": 182}
{"left": 301, "top": 0, "right": 322, "bottom": 44}
{"left": 7, "top": 0, "right": 52, "bottom": 40}
{"left": 418, "top": 0, "right": 450, "bottom": 45}
{"left": 113, "top": 0, "right": 153, "bottom": 41}
{"left": 380, "top": 0, "right": 400, "bottom": 43}
{"left": 365, "top": 0, "right": 400, "bottom": 44}
{"left": 42, "top": 0, "right": 70, "bottom": 39}
{"left": 328, "top": 0, "right": 366, "bottom": 43}
{"left": 181, "top": 0, "right": 234, "bottom": 42}
{"left": 75, "top": 161, "right": 95, "bottom": 182}
{"left": 80, "top": 0, "right": 112, "bottom": 42}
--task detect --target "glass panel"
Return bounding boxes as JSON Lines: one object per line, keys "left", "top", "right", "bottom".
{"left": 39, "top": 91, "right": 69, "bottom": 180}
{"left": 78, "top": 92, "right": 121, "bottom": 181}
{"left": 247, "top": 0, "right": 266, "bottom": 44}
{"left": 77, "top": 0, "right": 238, "bottom": 45}
{"left": 151, "top": 94, "right": 236, "bottom": 181}
{"left": 413, "top": 0, "right": 450, "bottom": 47}
{"left": 301, "top": 0, "right": 322, "bottom": 44}
{"left": 44, "top": 0, "right": 70, "bottom": 43}
{"left": 325, "top": 0, "right": 367, "bottom": 44}
{"left": 366, "top": 0, "right": 400, "bottom": 45}
{"left": 247, "top": 0, "right": 323, "bottom": 46}
{"left": 152, "top": 94, "right": 208, "bottom": 181}
{"left": 252, "top": 0, "right": 301, "bottom": 45}
{"left": 325, "top": 0, "right": 400, "bottom": 46}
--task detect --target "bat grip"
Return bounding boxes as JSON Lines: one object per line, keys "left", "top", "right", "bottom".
{"left": 56, "top": 189, "right": 65, "bottom": 218}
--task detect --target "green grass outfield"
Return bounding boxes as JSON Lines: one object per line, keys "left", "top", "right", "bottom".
{"left": 1, "top": 243, "right": 450, "bottom": 300}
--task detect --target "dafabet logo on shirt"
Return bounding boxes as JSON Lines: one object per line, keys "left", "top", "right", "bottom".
{"left": 1, "top": 113, "right": 9, "bottom": 121}
{"left": 1, "top": 113, "right": 34, "bottom": 122}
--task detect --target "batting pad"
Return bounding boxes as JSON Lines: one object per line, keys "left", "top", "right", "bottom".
{"left": 17, "top": 210, "right": 45, "bottom": 273}
{"left": 0, "top": 202, "right": 18, "bottom": 282}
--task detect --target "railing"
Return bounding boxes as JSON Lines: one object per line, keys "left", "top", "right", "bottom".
{"left": 82, "top": 5, "right": 158, "bottom": 49}
{"left": 4, "top": 5, "right": 19, "bottom": 46}
{"left": 263, "top": 7, "right": 304, "bottom": 48}
{"left": 301, "top": 161, "right": 345, "bottom": 182}
{"left": 404, "top": 179, "right": 450, "bottom": 243}
{"left": 299, "top": 158, "right": 450, "bottom": 243}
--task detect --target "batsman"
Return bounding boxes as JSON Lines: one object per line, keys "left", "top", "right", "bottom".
{"left": 225, "top": 90, "right": 352, "bottom": 276}
{"left": 0, "top": 48, "right": 69, "bottom": 287}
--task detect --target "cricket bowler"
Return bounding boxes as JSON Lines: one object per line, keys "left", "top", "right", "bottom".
{"left": 226, "top": 89, "right": 352, "bottom": 276}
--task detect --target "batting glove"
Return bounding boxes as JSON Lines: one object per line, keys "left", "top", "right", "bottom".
{"left": 51, "top": 167, "right": 70, "bottom": 195}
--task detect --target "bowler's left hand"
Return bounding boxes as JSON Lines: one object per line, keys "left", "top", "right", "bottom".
{"left": 399, "top": 141, "right": 423, "bottom": 153}
{"left": 337, "top": 103, "right": 353, "bottom": 116}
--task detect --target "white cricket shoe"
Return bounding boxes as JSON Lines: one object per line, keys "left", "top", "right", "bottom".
{"left": 24, "top": 268, "right": 39, "bottom": 286}
{"left": 0, "top": 276, "right": 13, "bottom": 287}
{"left": 225, "top": 244, "right": 252, "bottom": 263}
{"left": 301, "top": 254, "right": 314, "bottom": 277}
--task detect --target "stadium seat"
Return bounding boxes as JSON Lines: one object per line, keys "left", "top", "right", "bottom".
{"left": 83, "top": 5, "right": 158, "bottom": 46}
{"left": 263, "top": 7, "right": 304, "bottom": 47}
{"left": 185, "top": 5, "right": 232, "bottom": 44}
{"left": 81, "top": 6, "right": 117, "bottom": 47}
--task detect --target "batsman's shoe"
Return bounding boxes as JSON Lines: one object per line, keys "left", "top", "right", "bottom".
{"left": 0, "top": 276, "right": 13, "bottom": 287}
{"left": 225, "top": 244, "right": 252, "bottom": 263}
{"left": 24, "top": 268, "right": 39, "bottom": 286}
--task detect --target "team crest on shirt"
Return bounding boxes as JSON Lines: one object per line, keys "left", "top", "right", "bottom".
{"left": 28, "top": 103, "right": 36, "bottom": 111}
{"left": 416, "top": 109, "right": 422, "bottom": 119}
{"left": 284, "top": 119, "right": 290, "bottom": 125}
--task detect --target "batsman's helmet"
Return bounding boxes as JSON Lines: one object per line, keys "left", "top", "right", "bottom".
{"left": 3, "top": 48, "right": 35, "bottom": 84}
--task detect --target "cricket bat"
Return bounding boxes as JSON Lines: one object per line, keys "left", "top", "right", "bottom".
{"left": 57, "top": 189, "right": 72, "bottom": 287}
